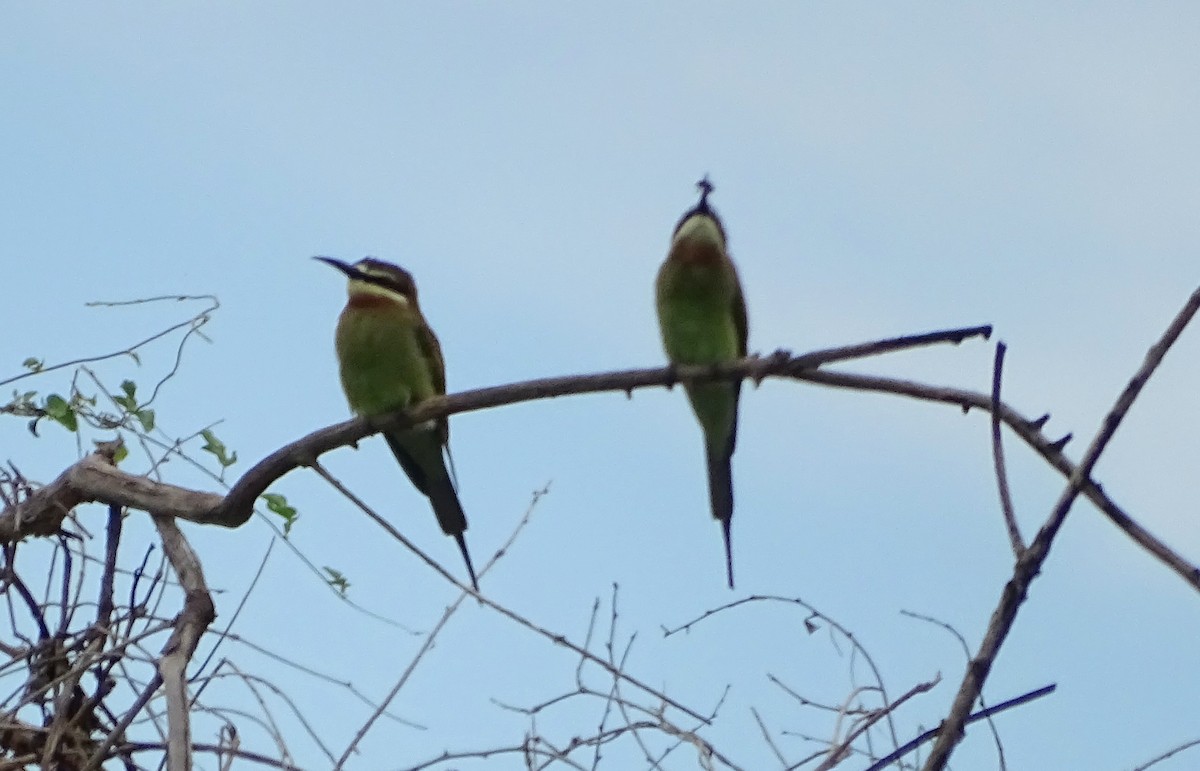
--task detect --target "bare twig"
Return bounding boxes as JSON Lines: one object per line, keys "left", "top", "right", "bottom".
{"left": 664, "top": 594, "right": 900, "bottom": 751}
{"left": 1131, "top": 737, "right": 1200, "bottom": 771}
{"left": 814, "top": 675, "right": 940, "bottom": 771}
{"left": 751, "top": 707, "right": 788, "bottom": 768}
{"left": 0, "top": 295, "right": 218, "bottom": 388}
{"left": 864, "top": 684, "right": 1055, "bottom": 771}
{"left": 900, "top": 610, "right": 1006, "bottom": 769}
{"left": 334, "top": 484, "right": 548, "bottom": 767}
{"left": 990, "top": 342, "right": 1024, "bottom": 557}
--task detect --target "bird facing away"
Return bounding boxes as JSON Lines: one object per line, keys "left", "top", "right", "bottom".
{"left": 315, "top": 256, "right": 478, "bottom": 591}
{"left": 654, "top": 178, "right": 748, "bottom": 589}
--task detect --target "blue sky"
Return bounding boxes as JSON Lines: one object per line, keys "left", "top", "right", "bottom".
{"left": 3, "top": 4, "right": 1200, "bottom": 769}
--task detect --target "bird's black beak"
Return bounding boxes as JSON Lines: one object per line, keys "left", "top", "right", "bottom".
{"left": 313, "top": 256, "right": 361, "bottom": 279}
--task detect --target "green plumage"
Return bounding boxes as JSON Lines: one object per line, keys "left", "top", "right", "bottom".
{"left": 319, "top": 256, "right": 478, "bottom": 591}
{"left": 655, "top": 180, "right": 748, "bottom": 589}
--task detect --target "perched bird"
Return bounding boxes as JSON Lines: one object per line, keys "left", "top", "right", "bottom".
{"left": 655, "top": 178, "right": 748, "bottom": 588}
{"left": 315, "top": 256, "right": 478, "bottom": 590}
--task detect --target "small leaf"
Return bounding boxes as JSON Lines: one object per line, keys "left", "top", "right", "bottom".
{"left": 113, "top": 383, "right": 136, "bottom": 411}
{"left": 323, "top": 567, "right": 351, "bottom": 596}
{"left": 22, "top": 358, "right": 43, "bottom": 372}
{"left": 136, "top": 408, "right": 155, "bottom": 432}
{"left": 127, "top": 351, "right": 141, "bottom": 366}
{"left": 44, "top": 393, "right": 69, "bottom": 417}
{"left": 58, "top": 410, "right": 78, "bottom": 432}
{"left": 113, "top": 443, "right": 129, "bottom": 464}
{"left": 43, "top": 394, "right": 78, "bottom": 432}
{"left": 261, "top": 493, "right": 299, "bottom": 536}
{"left": 199, "top": 429, "right": 238, "bottom": 468}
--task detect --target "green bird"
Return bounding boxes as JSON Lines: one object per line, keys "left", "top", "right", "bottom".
{"left": 316, "top": 256, "right": 479, "bottom": 591}
{"left": 655, "top": 177, "right": 748, "bottom": 589}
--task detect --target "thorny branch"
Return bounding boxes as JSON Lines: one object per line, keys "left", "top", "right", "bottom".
{"left": 5, "top": 321, "right": 1194, "bottom": 608}
{"left": 921, "top": 286, "right": 1200, "bottom": 771}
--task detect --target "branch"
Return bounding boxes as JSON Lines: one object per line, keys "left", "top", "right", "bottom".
{"left": 813, "top": 674, "right": 940, "bottom": 771}
{"left": 152, "top": 514, "right": 215, "bottom": 771}
{"left": 800, "top": 368, "right": 1200, "bottom": 594}
{"left": 6, "top": 320, "right": 1196, "bottom": 601}
{"left": 922, "top": 286, "right": 1200, "bottom": 770}
{"left": 0, "top": 451, "right": 223, "bottom": 541}
{"left": 1, "top": 324, "right": 990, "bottom": 537}
{"left": 863, "top": 684, "right": 1056, "bottom": 771}
{"left": 990, "top": 342, "right": 1024, "bottom": 557}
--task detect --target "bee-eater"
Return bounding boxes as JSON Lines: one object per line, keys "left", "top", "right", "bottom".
{"left": 315, "top": 256, "right": 479, "bottom": 591}
{"left": 655, "top": 178, "right": 748, "bottom": 589}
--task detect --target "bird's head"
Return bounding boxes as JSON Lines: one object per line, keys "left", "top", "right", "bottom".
{"left": 671, "top": 175, "right": 726, "bottom": 251}
{"left": 314, "top": 256, "right": 419, "bottom": 307}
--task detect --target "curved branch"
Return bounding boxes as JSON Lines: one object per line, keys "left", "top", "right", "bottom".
{"left": 4, "top": 322, "right": 1195, "bottom": 602}
{"left": 216, "top": 324, "right": 992, "bottom": 525}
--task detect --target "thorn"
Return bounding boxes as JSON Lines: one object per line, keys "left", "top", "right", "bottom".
{"left": 1030, "top": 414, "right": 1050, "bottom": 430}
{"left": 623, "top": 387, "right": 634, "bottom": 400}
{"left": 696, "top": 175, "right": 714, "bottom": 205}
{"left": 752, "top": 351, "right": 787, "bottom": 387}
{"left": 960, "top": 404, "right": 971, "bottom": 415}
{"left": 664, "top": 363, "right": 679, "bottom": 390}
{"left": 1048, "top": 433, "right": 1072, "bottom": 453}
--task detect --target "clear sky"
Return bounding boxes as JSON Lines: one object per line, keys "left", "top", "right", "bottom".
{"left": 3, "top": 4, "right": 1200, "bottom": 769}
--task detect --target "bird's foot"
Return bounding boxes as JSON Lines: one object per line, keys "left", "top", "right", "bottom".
{"left": 752, "top": 349, "right": 792, "bottom": 387}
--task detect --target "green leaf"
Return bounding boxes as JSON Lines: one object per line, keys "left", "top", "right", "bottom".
{"left": 136, "top": 408, "right": 155, "bottom": 432}
{"left": 113, "top": 380, "right": 137, "bottom": 412}
{"left": 199, "top": 429, "right": 238, "bottom": 468}
{"left": 43, "top": 394, "right": 78, "bottom": 432}
{"left": 113, "top": 442, "right": 129, "bottom": 464}
{"left": 323, "top": 567, "right": 351, "bottom": 596}
{"left": 22, "top": 358, "right": 43, "bottom": 372}
{"left": 261, "top": 493, "right": 299, "bottom": 537}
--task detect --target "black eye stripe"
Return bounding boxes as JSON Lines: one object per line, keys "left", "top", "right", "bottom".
{"left": 354, "top": 259, "right": 418, "bottom": 301}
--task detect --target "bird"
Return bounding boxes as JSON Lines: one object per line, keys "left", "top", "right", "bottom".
{"left": 654, "top": 177, "right": 748, "bottom": 589}
{"left": 315, "top": 256, "right": 479, "bottom": 591}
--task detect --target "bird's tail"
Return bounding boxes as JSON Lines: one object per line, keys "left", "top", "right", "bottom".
{"left": 426, "top": 477, "right": 479, "bottom": 591}
{"left": 706, "top": 446, "right": 735, "bottom": 589}
{"left": 385, "top": 432, "right": 479, "bottom": 591}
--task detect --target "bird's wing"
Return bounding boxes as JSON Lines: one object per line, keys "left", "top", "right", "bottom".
{"left": 732, "top": 277, "right": 749, "bottom": 358}
{"left": 415, "top": 319, "right": 450, "bottom": 445}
